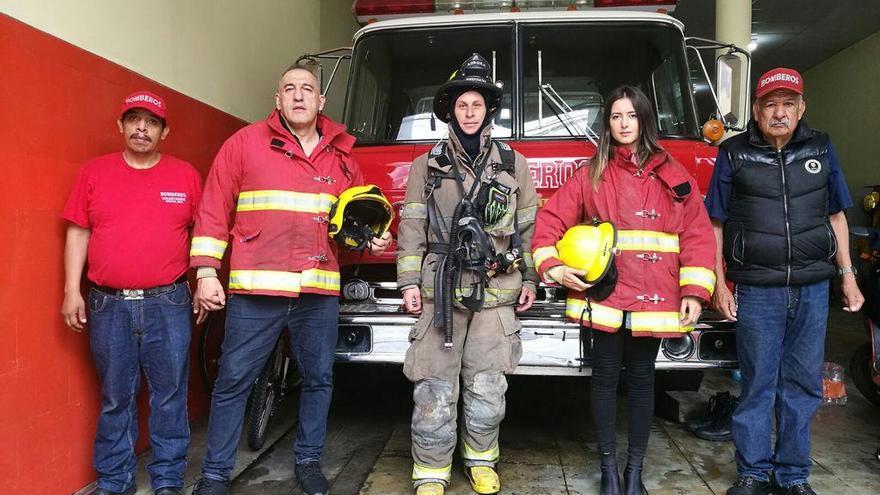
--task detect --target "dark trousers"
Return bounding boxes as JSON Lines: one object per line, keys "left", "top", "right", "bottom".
{"left": 591, "top": 327, "right": 661, "bottom": 459}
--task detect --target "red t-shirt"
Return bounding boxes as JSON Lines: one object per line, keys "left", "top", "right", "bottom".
{"left": 62, "top": 152, "right": 203, "bottom": 288}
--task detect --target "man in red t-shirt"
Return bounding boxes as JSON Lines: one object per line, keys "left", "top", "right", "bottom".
{"left": 61, "top": 91, "right": 202, "bottom": 495}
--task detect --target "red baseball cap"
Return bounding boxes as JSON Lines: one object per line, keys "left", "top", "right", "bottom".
{"left": 120, "top": 90, "right": 167, "bottom": 120}
{"left": 755, "top": 68, "right": 803, "bottom": 99}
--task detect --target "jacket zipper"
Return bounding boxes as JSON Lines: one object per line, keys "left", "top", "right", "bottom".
{"left": 777, "top": 150, "right": 792, "bottom": 285}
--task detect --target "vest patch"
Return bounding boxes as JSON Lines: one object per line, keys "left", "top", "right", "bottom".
{"left": 804, "top": 159, "right": 822, "bottom": 174}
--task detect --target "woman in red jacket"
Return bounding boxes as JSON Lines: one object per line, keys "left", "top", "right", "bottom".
{"left": 531, "top": 85, "right": 716, "bottom": 495}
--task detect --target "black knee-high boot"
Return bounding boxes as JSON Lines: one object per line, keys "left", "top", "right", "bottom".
{"left": 599, "top": 452, "right": 622, "bottom": 495}
{"left": 623, "top": 454, "right": 646, "bottom": 495}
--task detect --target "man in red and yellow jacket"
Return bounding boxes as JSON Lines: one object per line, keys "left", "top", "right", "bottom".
{"left": 189, "top": 61, "right": 389, "bottom": 495}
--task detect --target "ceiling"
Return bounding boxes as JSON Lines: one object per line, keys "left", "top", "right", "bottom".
{"left": 672, "top": 0, "right": 880, "bottom": 78}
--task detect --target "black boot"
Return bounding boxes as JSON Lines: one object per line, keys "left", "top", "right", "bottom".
{"left": 623, "top": 455, "right": 646, "bottom": 495}
{"left": 599, "top": 452, "right": 622, "bottom": 495}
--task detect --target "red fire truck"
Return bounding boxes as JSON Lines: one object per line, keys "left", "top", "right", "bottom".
{"left": 325, "top": 0, "right": 751, "bottom": 376}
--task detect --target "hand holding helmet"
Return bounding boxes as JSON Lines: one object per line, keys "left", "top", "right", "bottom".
{"left": 328, "top": 185, "right": 394, "bottom": 251}
{"left": 553, "top": 221, "right": 618, "bottom": 300}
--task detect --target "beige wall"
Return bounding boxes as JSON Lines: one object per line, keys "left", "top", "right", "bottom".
{"left": 805, "top": 30, "right": 880, "bottom": 224}
{"left": 0, "top": 0, "right": 359, "bottom": 122}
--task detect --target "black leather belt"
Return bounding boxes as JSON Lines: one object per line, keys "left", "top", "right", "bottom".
{"left": 93, "top": 276, "right": 187, "bottom": 300}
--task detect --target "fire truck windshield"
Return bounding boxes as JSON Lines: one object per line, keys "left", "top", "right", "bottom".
{"left": 344, "top": 21, "right": 698, "bottom": 144}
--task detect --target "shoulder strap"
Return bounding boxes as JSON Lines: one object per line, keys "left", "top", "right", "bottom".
{"left": 494, "top": 140, "right": 516, "bottom": 174}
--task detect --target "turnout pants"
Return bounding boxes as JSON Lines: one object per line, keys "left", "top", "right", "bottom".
{"left": 403, "top": 301, "right": 523, "bottom": 487}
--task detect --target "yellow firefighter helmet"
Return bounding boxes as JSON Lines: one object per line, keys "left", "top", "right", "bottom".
{"left": 555, "top": 222, "right": 617, "bottom": 283}
{"left": 328, "top": 185, "right": 394, "bottom": 250}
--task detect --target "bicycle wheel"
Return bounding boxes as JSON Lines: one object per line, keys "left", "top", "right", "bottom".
{"left": 245, "top": 340, "right": 284, "bottom": 450}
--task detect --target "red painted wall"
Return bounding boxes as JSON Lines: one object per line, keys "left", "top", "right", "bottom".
{"left": 0, "top": 14, "right": 247, "bottom": 493}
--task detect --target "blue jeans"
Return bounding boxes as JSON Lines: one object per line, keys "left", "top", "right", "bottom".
{"left": 88, "top": 283, "right": 192, "bottom": 492}
{"left": 731, "top": 281, "right": 828, "bottom": 487}
{"left": 201, "top": 293, "right": 339, "bottom": 482}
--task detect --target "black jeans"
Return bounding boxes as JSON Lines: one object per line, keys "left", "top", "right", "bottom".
{"left": 590, "top": 327, "right": 661, "bottom": 459}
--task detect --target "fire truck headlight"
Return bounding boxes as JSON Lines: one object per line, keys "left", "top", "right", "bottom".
{"left": 661, "top": 333, "right": 695, "bottom": 361}
{"left": 342, "top": 279, "right": 371, "bottom": 302}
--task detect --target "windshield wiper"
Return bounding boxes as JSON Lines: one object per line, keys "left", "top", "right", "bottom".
{"left": 536, "top": 50, "right": 599, "bottom": 146}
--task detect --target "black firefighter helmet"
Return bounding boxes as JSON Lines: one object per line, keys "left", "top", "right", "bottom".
{"left": 433, "top": 53, "right": 503, "bottom": 123}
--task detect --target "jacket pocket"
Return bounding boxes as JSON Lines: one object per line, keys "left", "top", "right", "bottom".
{"left": 724, "top": 224, "right": 745, "bottom": 265}
{"left": 482, "top": 172, "right": 520, "bottom": 237}
{"left": 825, "top": 223, "right": 838, "bottom": 261}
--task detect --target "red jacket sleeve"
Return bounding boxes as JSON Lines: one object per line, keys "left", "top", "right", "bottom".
{"left": 677, "top": 177, "right": 717, "bottom": 303}
{"left": 190, "top": 133, "right": 243, "bottom": 269}
{"left": 531, "top": 166, "right": 588, "bottom": 283}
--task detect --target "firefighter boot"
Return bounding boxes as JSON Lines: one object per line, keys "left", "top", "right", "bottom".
{"left": 599, "top": 452, "right": 622, "bottom": 495}
{"left": 465, "top": 466, "right": 500, "bottom": 494}
{"left": 623, "top": 454, "right": 647, "bottom": 495}
{"left": 415, "top": 482, "right": 445, "bottom": 495}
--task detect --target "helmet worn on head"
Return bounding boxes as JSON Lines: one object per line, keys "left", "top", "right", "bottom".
{"left": 556, "top": 222, "right": 617, "bottom": 284}
{"left": 328, "top": 185, "right": 394, "bottom": 251}
{"left": 433, "top": 53, "right": 503, "bottom": 123}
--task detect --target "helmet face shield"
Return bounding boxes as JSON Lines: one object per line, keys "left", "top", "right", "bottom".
{"left": 556, "top": 222, "right": 617, "bottom": 284}
{"left": 328, "top": 185, "right": 394, "bottom": 250}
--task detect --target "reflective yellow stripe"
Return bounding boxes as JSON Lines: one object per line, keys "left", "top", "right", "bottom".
{"left": 523, "top": 252, "right": 534, "bottom": 268}
{"left": 397, "top": 255, "right": 423, "bottom": 274}
{"left": 412, "top": 462, "right": 452, "bottom": 482}
{"left": 630, "top": 311, "right": 692, "bottom": 333}
{"left": 565, "top": 298, "right": 624, "bottom": 328}
{"left": 679, "top": 266, "right": 716, "bottom": 294}
{"left": 461, "top": 441, "right": 499, "bottom": 462}
{"left": 517, "top": 205, "right": 537, "bottom": 224}
{"left": 402, "top": 202, "right": 428, "bottom": 220}
{"left": 236, "top": 190, "right": 336, "bottom": 213}
{"left": 533, "top": 246, "right": 559, "bottom": 270}
{"left": 190, "top": 236, "right": 228, "bottom": 259}
{"left": 228, "top": 269, "right": 340, "bottom": 293}
{"left": 616, "top": 230, "right": 680, "bottom": 253}
{"left": 421, "top": 286, "right": 519, "bottom": 304}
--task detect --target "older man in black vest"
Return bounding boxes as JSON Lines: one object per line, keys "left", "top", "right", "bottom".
{"left": 705, "top": 68, "right": 864, "bottom": 495}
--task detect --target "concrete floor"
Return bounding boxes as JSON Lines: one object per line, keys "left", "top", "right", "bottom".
{"left": 119, "top": 307, "right": 880, "bottom": 494}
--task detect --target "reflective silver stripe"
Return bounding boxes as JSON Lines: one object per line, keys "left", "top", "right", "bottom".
{"left": 630, "top": 311, "right": 691, "bottom": 333}
{"left": 236, "top": 190, "right": 336, "bottom": 213}
{"left": 616, "top": 230, "right": 680, "bottom": 253}
{"left": 461, "top": 441, "right": 499, "bottom": 462}
{"left": 401, "top": 202, "right": 428, "bottom": 220}
{"left": 412, "top": 462, "right": 452, "bottom": 482}
{"left": 533, "top": 246, "right": 559, "bottom": 270}
{"left": 397, "top": 255, "right": 423, "bottom": 274}
{"left": 522, "top": 252, "right": 534, "bottom": 268}
{"left": 190, "top": 236, "right": 228, "bottom": 259}
{"left": 517, "top": 205, "right": 537, "bottom": 224}
{"left": 679, "top": 266, "right": 716, "bottom": 294}
{"left": 565, "top": 298, "right": 624, "bottom": 328}
{"left": 228, "top": 269, "right": 340, "bottom": 293}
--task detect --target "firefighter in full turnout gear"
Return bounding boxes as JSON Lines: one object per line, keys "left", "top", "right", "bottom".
{"left": 396, "top": 53, "right": 540, "bottom": 495}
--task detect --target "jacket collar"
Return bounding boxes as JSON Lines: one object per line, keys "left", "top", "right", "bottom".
{"left": 444, "top": 123, "right": 494, "bottom": 166}
{"left": 266, "top": 110, "right": 355, "bottom": 157}
{"left": 613, "top": 146, "right": 668, "bottom": 174}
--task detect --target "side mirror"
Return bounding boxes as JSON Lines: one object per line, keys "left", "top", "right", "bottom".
{"left": 701, "top": 119, "right": 725, "bottom": 142}
{"left": 716, "top": 53, "right": 748, "bottom": 130}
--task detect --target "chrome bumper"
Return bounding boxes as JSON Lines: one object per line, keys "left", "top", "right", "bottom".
{"left": 336, "top": 285, "right": 737, "bottom": 376}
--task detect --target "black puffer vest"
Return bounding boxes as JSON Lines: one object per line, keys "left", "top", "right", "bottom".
{"left": 721, "top": 120, "right": 836, "bottom": 286}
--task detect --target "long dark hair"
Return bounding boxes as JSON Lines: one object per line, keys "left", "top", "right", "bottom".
{"left": 589, "top": 85, "right": 663, "bottom": 186}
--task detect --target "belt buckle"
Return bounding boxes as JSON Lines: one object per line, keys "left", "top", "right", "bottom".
{"left": 122, "top": 289, "right": 144, "bottom": 300}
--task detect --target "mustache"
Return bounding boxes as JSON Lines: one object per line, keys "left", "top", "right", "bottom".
{"left": 129, "top": 133, "right": 152, "bottom": 142}
{"left": 769, "top": 118, "right": 789, "bottom": 127}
